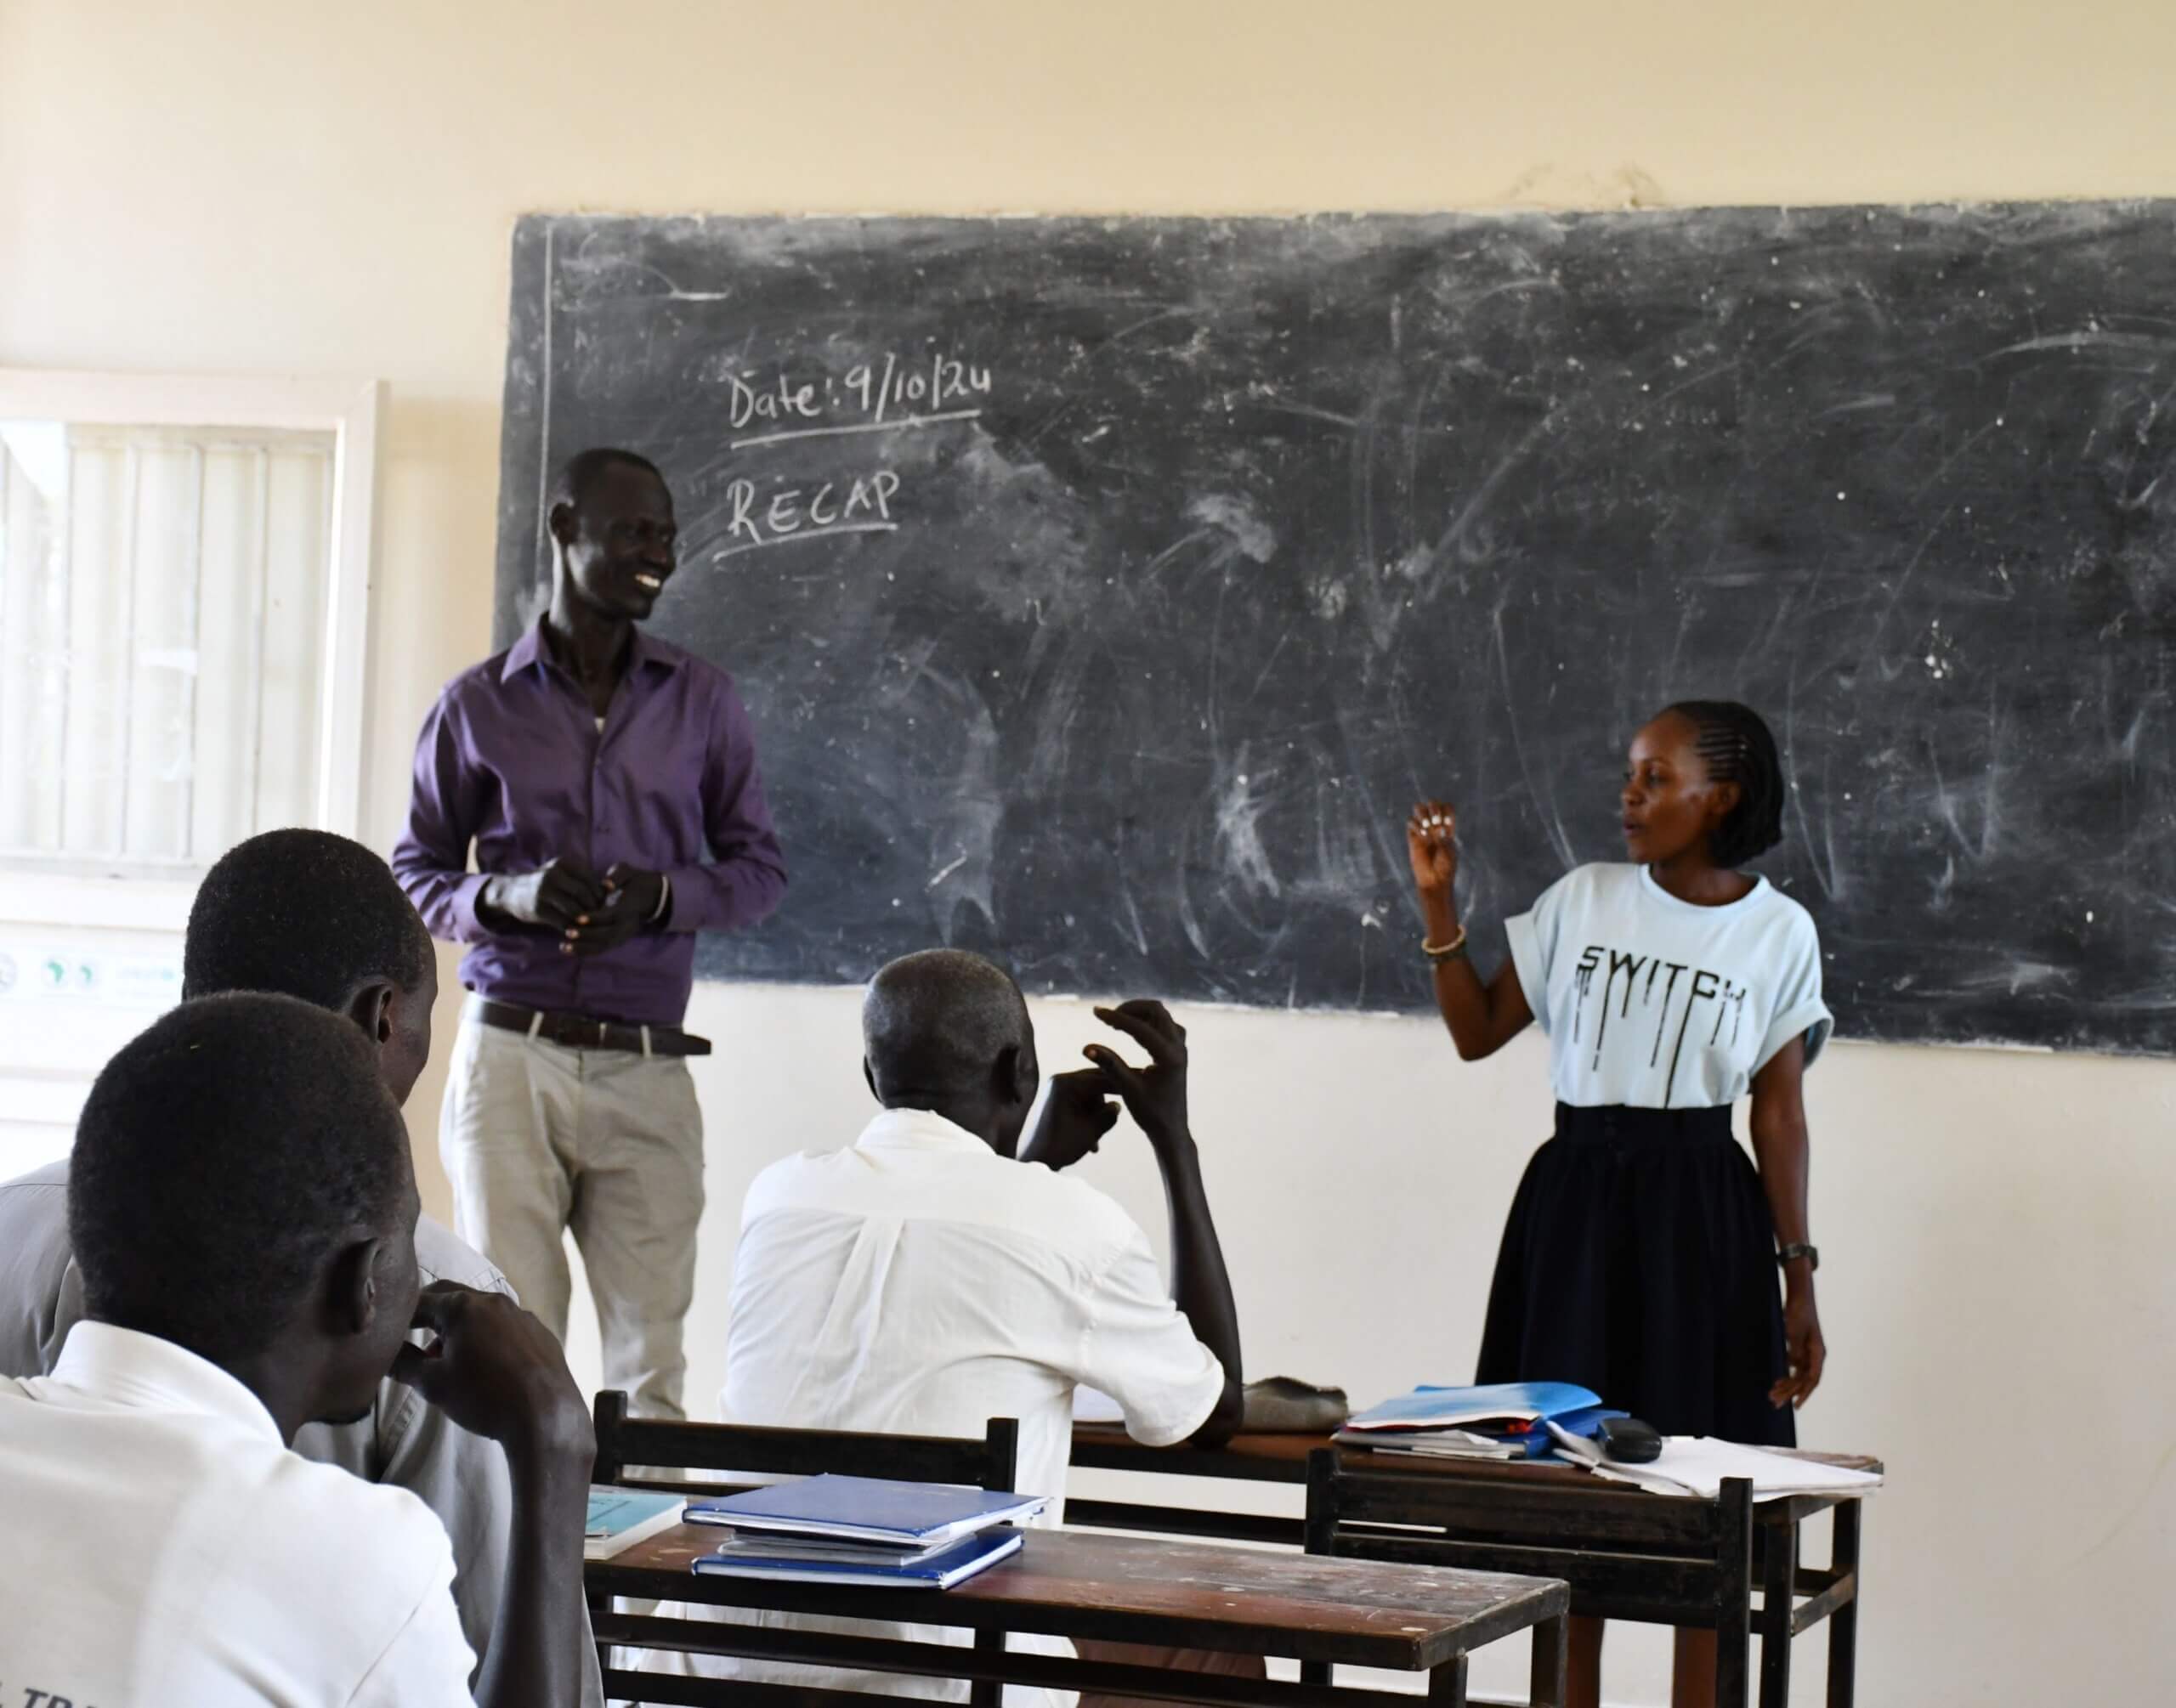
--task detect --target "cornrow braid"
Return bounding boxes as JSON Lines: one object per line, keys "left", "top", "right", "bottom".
{"left": 1663, "top": 699, "right": 1787, "bottom": 868}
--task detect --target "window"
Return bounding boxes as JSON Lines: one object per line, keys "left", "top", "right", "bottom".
{"left": 0, "top": 371, "right": 381, "bottom": 1170}
{"left": 0, "top": 371, "right": 381, "bottom": 926}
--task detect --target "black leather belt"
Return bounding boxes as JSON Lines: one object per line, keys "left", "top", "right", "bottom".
{"left": 475, "top": 999, "right": 712, "bottom": 1057}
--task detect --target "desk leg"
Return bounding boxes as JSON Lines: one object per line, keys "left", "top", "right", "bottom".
{"left": 1716, "top": 1481, "right": 1754, "bottom": 1708}
{"left": 971, "top": 1629, "right": 1006, "bottom": 1708}
{"left": 1300, "top": 1660, "right": 1333, "bottom": 1688}
{"left": 1827, "top": 1500, "right": 1863, "bottom": 1708}
{"left": 1427, "top": 1653, "right": 1469, "bottom": 1707}
{"left": 1758, "top": 1519, "right": 1798, "bottom": 1708}
{"left": 1529, "top": 1614, "right": 1569, "bottom": 1708}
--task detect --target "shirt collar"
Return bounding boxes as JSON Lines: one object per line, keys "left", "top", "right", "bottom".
{"left": 854, "top": 1106, "right": 1002, "bottom": 1157}
{"left": 48, "top": 1321, "right": 283, "bottom": 1445}
{"left": 500, "top": 615, "right": 684, "bottom": 685}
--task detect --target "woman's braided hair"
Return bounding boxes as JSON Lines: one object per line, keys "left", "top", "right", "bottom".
{"left": 1662, "top": 699, "right": 1787, "bottom": 868}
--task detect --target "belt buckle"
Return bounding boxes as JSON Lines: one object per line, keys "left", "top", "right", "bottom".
{"left": 596, "top": 1021, "right": 609, "bottom": 1049}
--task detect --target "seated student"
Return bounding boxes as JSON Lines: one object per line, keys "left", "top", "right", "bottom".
{"left": 0, "top": 829, "right": 594, "bottom": 1700}
{"left": 0, "top": 993, "right": 594, "bottom": 1705}
{"left": 648, "top": 947, "right": 1244, "bottom": 1702}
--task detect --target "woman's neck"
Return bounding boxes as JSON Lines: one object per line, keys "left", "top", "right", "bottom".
{"left": 1646, "top": 851, "right": 1755, "bottom": 907}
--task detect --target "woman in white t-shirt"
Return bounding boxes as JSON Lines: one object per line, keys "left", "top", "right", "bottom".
{"left": 1408, "top": 700, "right": 1831, "bottom": 1708}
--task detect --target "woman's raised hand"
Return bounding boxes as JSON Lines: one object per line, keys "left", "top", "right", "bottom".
{"left": 1406, "top": 800, "right": 1459, "bottom": 899}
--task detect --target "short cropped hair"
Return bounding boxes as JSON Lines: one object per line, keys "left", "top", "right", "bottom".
{"left": 863, "top": 949, "right": 1032, "bottom": 1106}
{"left": 70, "top": 993, "right": 411, "bottom": 1365}
{"left": 1663, "top": 699, "right": 1788, "bottom": 868}
{"left": 182, "top": 829, "right": 431, "bottom": 1006}
{"left": 551, "top": 446, "right": 666, "bottom": 514}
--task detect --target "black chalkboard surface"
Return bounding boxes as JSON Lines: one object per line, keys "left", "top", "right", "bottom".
{"left": 495, "top": 206, "right": 2176, "bottom": 1054}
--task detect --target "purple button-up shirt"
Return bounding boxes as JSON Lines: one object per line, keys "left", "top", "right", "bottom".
{"left": 391, "top": 619, "right": 788, "bottom": 1027}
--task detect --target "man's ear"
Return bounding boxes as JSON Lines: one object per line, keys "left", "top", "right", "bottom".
{"left": 346, "top": 980, "right": 397, "bottom": 1048}
{"left": 995, "top": 1043, "right": 1035, "bottom": 1107}
{"left": 863, "top": 1056, "right": 881, "bottom": 1105}
{"left": 323, "top": 1236, "right": 385, "bottom": 1338}
{"left": 548, "top": 499, "right": 579, "bottom": 547}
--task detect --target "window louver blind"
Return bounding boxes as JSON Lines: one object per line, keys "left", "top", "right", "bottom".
{"left": 0, "top": 422, "right": 337, "bottom": 875}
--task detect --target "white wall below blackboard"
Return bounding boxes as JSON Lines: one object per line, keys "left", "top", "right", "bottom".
{"left": 9, "top": 1, "right": 2176, "bottom": 1700}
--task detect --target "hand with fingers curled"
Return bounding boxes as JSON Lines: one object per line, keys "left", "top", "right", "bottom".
{"left": 1771, "top": 1285, "right": 1828, "bottom": 1411}
{"left": 1080, "top": 998, "right": 1192, "bottom": 1152}
{"left": 561, "top": 863, "right": 666, "bottom": 957}
{"left": 390, "top": 1281, "right": 594, "bottom": 1468}
{"left": 1019, "top": 1067, "right": 1122, "bottom": 1172}
{"left": 481, "top": 857, "right": 666, "bottom": 956}
{"left": 482, "top": 856, "right": 604, "bottom": 935}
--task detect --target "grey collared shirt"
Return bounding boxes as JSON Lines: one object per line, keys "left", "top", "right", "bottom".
{"left": 0, "top": 1160, "right": 604, "bottom": 1706}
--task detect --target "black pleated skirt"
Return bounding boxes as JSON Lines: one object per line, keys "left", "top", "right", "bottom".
{"left": 1475, "top": 1102, "right": 1795, "bottom": 1446}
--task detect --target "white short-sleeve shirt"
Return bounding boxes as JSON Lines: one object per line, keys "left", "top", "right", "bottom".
{"left": 0, "top": 1162, "right": 566, "bottom": 1704}
{"left": 644, "top": 1106, "right": 1228, "bottom": 1706}
{"left": 1505, "top": 862, "right": 1833, "bottom": 1110}
{"left": 722, "top": 1104, "right": 1227, "bottom": 1515}
{"left": 0, "top": 1321, "right": 476, "bottom": 1707}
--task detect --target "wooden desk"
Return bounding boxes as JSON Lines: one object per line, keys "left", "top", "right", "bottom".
{"left": 1068, "top": 1427, "right": 1317, "bottom": 1545}
{"left": 1069, "top": 1426, "right": 1879, "bottom": 1708}
{"left": 590, "top": 1522, "right": 1570, "bottom": 1708}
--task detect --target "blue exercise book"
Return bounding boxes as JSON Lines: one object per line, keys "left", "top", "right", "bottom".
{"left": 691, "top": 1525, "right": 1026, "bottom": 1590}
{"left": 684, "top": 1474, "right": 1047, "bottom": 1547}
{"left": 584, "top": 1487, "right": 687, "bottom": 1559}
{"left": 1344, "top": 1383, "right": 1604, "bottom": 1434}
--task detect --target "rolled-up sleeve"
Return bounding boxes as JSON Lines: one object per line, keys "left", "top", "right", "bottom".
{"left": 1504, "top": 868, "right": 1578, "bottom": 1036}
{"left": 391, "top": 694, "right": 494, "bottom": 944}
{"left": 1757, "top": 913, "right": 1833, "bottom": 1074}
{"left": 663, "top": 680, "right": 788, "bottom": 935}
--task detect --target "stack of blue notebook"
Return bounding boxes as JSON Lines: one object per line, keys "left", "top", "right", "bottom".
{"left": 684, "top": 1474, "right": 1046, "bottom": 1589}
{"left": 1335, "top": 1383, "right": 1624, "bottom": 1460}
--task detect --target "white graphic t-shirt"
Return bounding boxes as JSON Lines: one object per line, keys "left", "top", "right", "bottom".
{"left": 1505, "top": 863, "right": 1832, "bottom": 1110}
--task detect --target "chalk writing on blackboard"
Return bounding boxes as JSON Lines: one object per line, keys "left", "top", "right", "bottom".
{"left": 718, "top": 470, "right": 903, "bottom": 557}
{"left": 724, "top": 349, "right": 994, "bottom": 445}
{"left": 713, "top": 348, "right": 994, "bottom": 557}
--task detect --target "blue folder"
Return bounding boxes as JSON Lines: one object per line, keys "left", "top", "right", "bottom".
{"left": 1470, "top": 1405, "right": 1628, "bottom": 1458}
{"left": 1346, "top": 1382, "right": 1603, "bottom": 1433}
{"left": 685, "top": 1474, "right": 1046, "bottom": 1547}
{"left": 691, "top": 1525, "right": 1026, "bottom": 1589}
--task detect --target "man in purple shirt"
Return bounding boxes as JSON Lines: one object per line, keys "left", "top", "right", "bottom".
{"left": 393, "top": 447, "right": 787, "bottom": 1418}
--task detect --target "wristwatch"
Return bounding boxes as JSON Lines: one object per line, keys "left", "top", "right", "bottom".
{"left": 1776, "top": 1242, "right": 1819, "bottom": 1271}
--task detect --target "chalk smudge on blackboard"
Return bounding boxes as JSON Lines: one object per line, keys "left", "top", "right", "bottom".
{"left": 1184, "top": 493, "right": 1278, "bottom": 564}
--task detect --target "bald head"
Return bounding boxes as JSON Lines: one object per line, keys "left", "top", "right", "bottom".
{"left": 862, "top": 950, "right": 1035, "bottom": 1128}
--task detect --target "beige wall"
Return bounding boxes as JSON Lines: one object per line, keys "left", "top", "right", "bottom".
{"left": 8, "top": 3, "right": 2176, "bottom": 1701}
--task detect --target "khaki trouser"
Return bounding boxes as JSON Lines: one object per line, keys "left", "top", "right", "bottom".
{"left": 439, "top": 1002, "right": 706, "bottom": 1419}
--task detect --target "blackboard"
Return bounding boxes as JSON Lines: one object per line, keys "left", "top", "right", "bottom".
{"left": 495, "top": 206, "right": 2176, "bottom": 1055}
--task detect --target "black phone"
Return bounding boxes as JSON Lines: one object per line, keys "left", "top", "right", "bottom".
{"left": 1595, "top": 1416, "right": 1663, "bottom": 1464}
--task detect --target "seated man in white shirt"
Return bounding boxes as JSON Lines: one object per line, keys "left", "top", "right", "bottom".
{"left": 647, "top": 947, "right": 1246, "bottom": 1701}
{"left": 0, "top": 993, "right": 595, "bottom": 1707}
{"left": 0, "top": 829, "right": 602, "bottom": 1703}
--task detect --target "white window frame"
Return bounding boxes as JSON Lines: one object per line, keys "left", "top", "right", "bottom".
{"left": 0, "top": 369, "right": 383, "bottom": 931}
